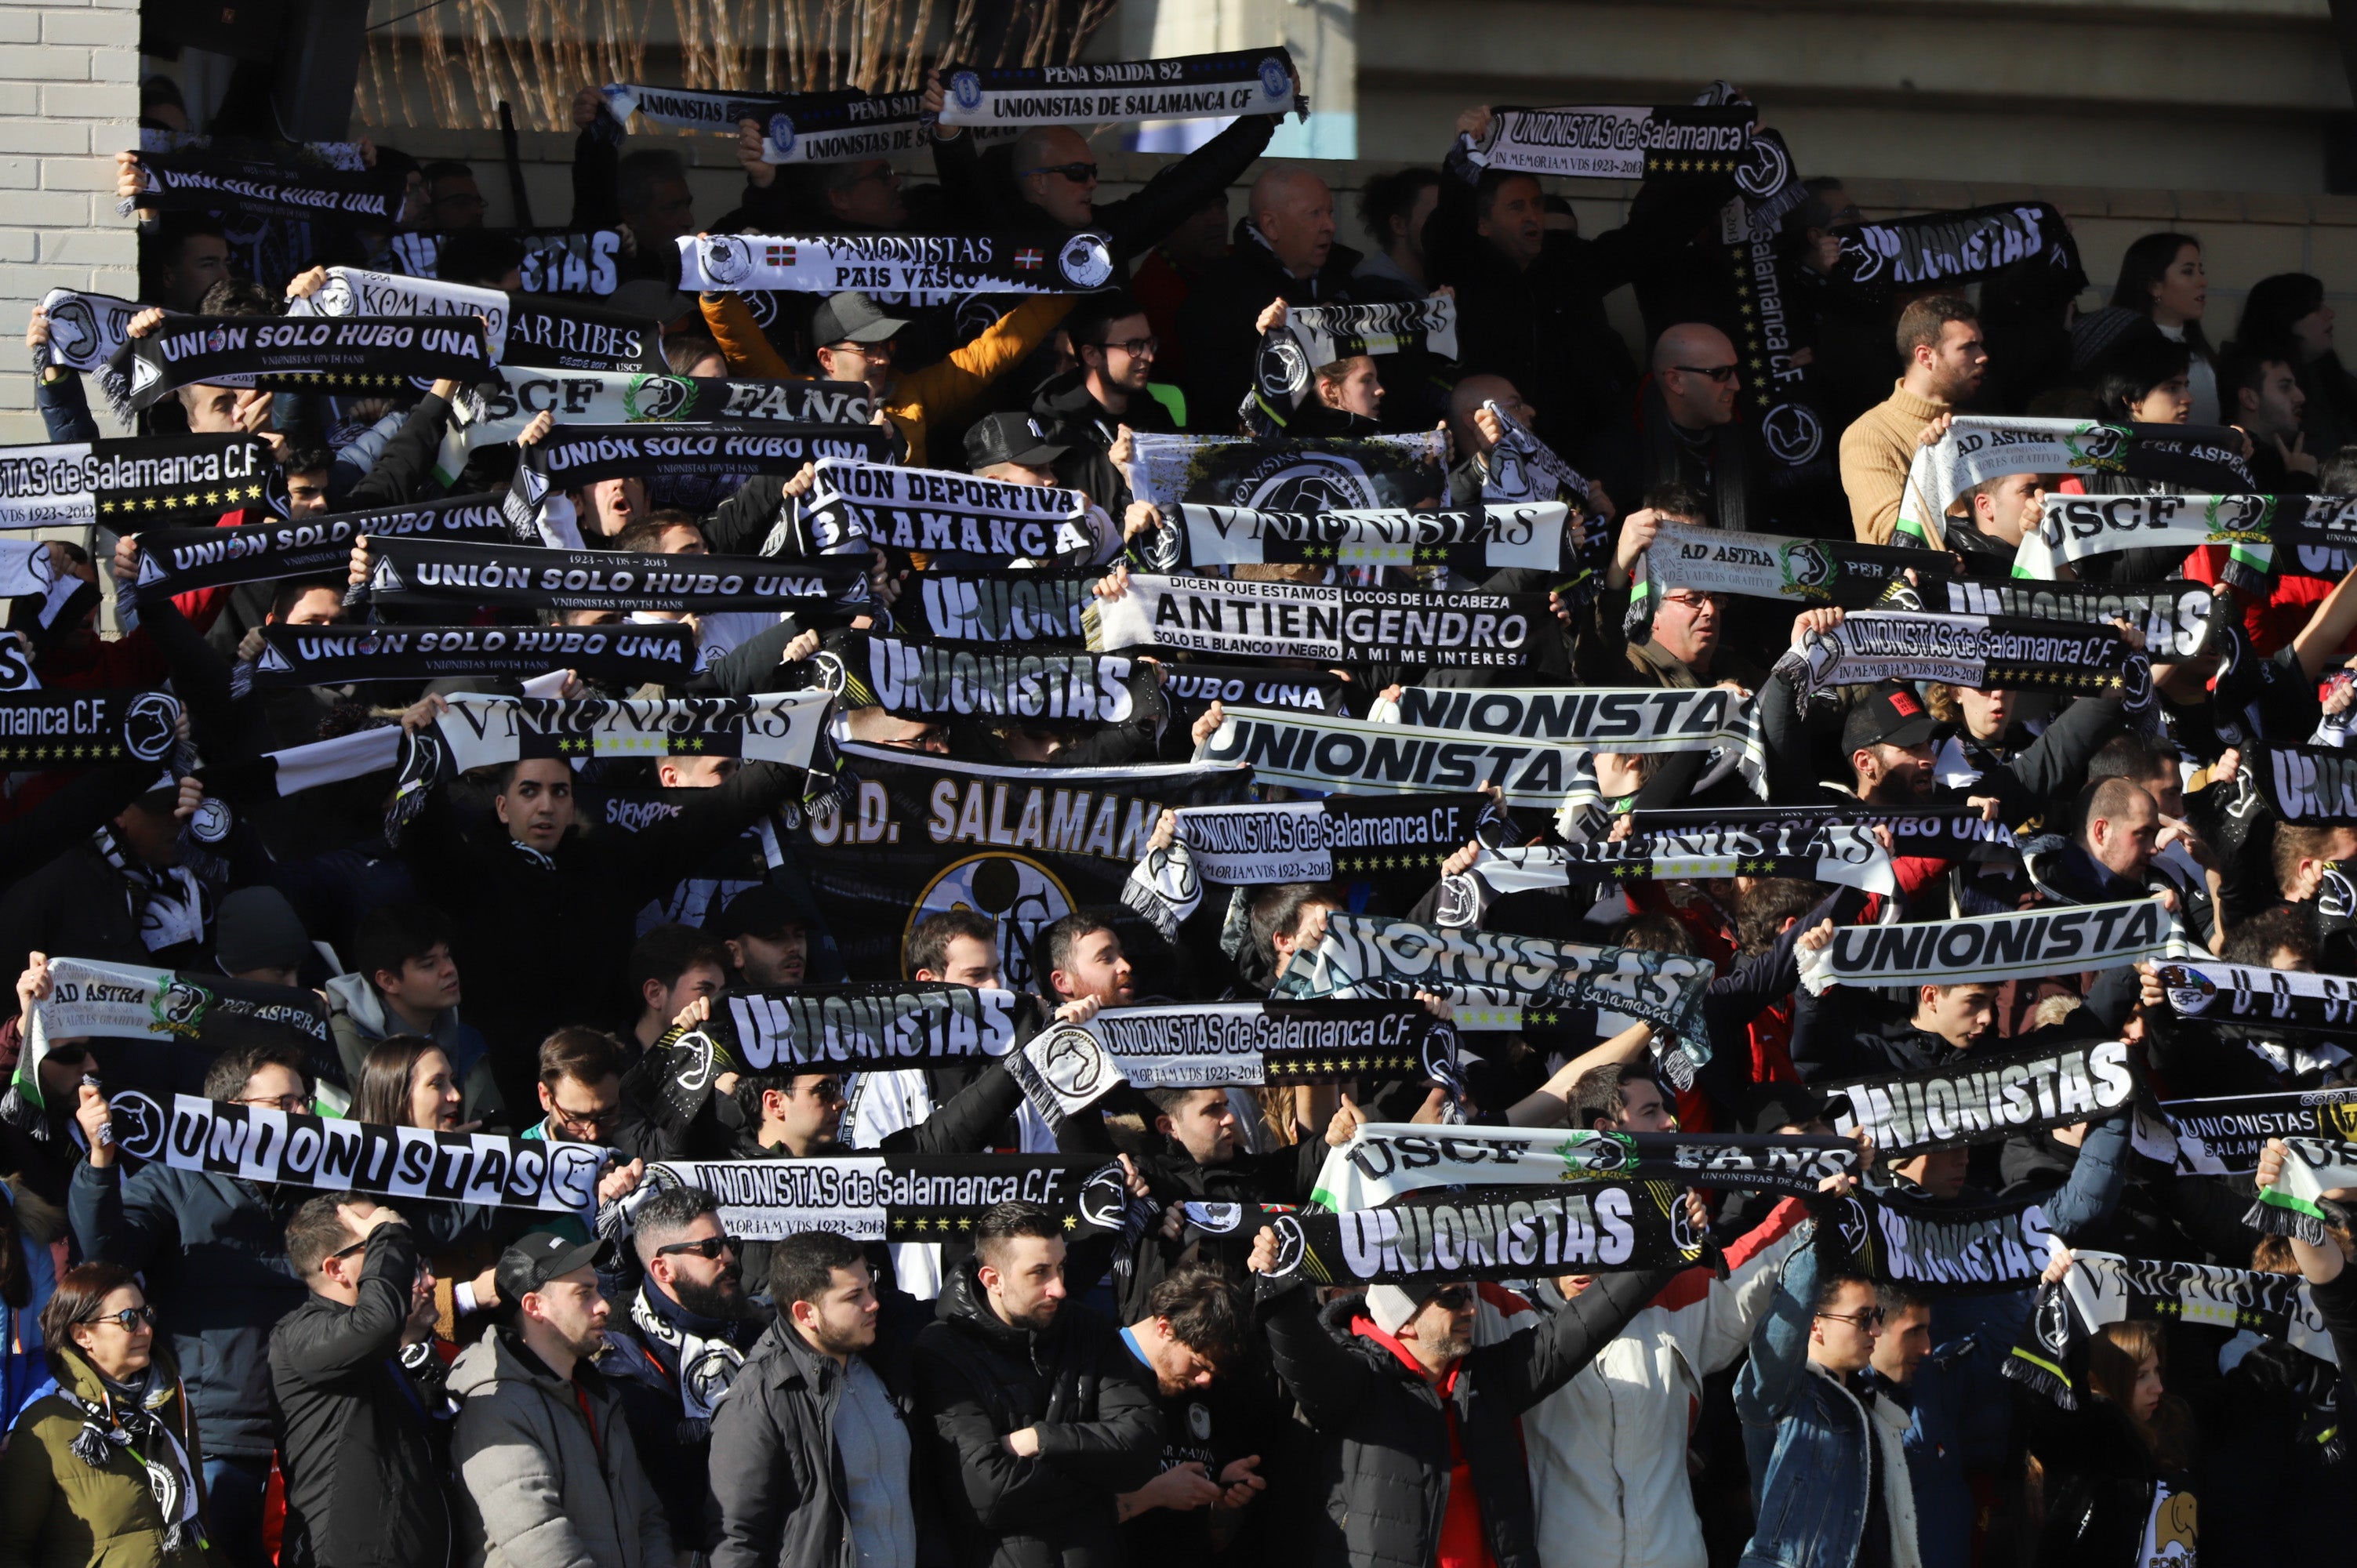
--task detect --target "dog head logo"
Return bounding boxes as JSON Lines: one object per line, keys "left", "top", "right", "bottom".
{"left": 187, "top": 797, "right": 233, "bottom": 844}
{"left": 122, "top": 693, "right": 180, "bottom": 763}
{"left": 1139, "top": 519, "right": 1182, "bottom": 572}
{"left": 1191, "top": 1201, "right": 1243, "bottom": 1234}
{"left": 1268, "top": 1214, "right": 1309, "bottom": 1277}
{"left": 2066, "top": 423, "right": 2126, "bottom": 470}
{"left": 316, "top": 273, "right": 357, "bottom": 317}
{"left": 1433, "top": 872, "right": 1481, "bottom": 930}
{"left": 1419, "top": 1025, "right": 1464, "bottom": 1099}
{"left": 150, "top": 975, "right": 211, "bottom": 1037}
{"left": 1761, "top": 402, "right": 1823, "bottom": 466}
{"left": 1556, "top": 1131, "right": 1633, "bottom": 1180}
{"left": 1035, "top": 1025, "right": 1106, "bottom": 1102}
{"left": 45, "top": 295, "right": 98, "bottom": 363}
{"left": 1255, "top": 333, "right": 1310, "bottom": 402}
{"left": 699, "top": 237, "right": 757, "bottom": 288}
{"left": 685, "top": 1345, "right": 744, "bottom": 1414}
{"left": 1057, "top": 234, "right": 1114, "bottom": 290}
{"left": 1731, "top": 131, "right": 1789, "bottom": 200}
{"left": 1781, "top": 540, "right": 1833, "bottom": 593}
{"left": 1077, "top": 1162, "right": 1128, "bottom": 1230}
{"left": 623, "top": 373, "right": 695, "bottom": 421}
{"left": 669, "top": 1029, "right": 718, "bottom": 1094}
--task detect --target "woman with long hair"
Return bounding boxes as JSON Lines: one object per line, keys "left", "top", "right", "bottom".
{"left": 349, "top": 1034, "right": 464, "bottom": 1131}
{"left": 0, "top": 1263, "right": 210, "bottom": 1567}
{"left": 351, "top": 1036, "right": 504, "bottom": 1344}
{"left": 2022, "top": 1254, "right": 2199, "bottom": 1567}
{"left": 2239, "top": 271, "right": 2357, "bottom": 456}
{"left": 2111, "top": 231, "right": 2217, "bottom": 424}
{"left": 2094, "top": 332, "right": 2194, "bottom": 426}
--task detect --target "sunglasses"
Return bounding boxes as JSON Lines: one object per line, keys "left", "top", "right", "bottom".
{"left": 1818, "top": 1306, "right": 1885, "bottom": 1330}
{"left": 1429, "top": 1285, "right": 1475, "bottom": 1312}
{"left": 1022, "top": 162, "right": 1099, "bottom": 183}
{"left": 325, "top": 1237, "right": 370, "bottom": 1265}
{"left": 656, "top": 1236, "right": 743, "bottom": 1260}
{"left": 84, "top": 1304, "right": 156, "bottom": 1330}
{"left": 1672, "top": 364, "right": 1741, "bottom": 383}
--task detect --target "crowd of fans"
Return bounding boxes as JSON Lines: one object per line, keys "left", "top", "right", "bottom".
{"left": 0, "top": 60, "right": 2354, "bottom": 1568}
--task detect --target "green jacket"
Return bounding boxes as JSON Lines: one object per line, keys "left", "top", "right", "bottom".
{"left": 0, "top": 1342, "right": 212, "bottom": 1568}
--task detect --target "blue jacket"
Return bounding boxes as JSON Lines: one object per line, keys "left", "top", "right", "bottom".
{"left": 1734, "top": 1236, "right": 1921, "bottom": 1568}
{"left": 0, "top": 1184, "right": 56, "bottom": 1429}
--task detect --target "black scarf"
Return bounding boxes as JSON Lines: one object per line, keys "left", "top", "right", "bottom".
{"left": 895, "top": 570, "right": 1102, "bottom": 644}
{"left": 114, "top": 315, "right": 490, "bottom": 415}
{"left": 934, "top": 49, "right": 1299, "bottom": 127}
{"left": 251, "top": 620, "right": 699, "bottom": 689}
{"left": 126, "top": 145, "right": 403, "bottom": 222}
{"left": 1820, "top": 1038, "right": 2138, "bottom": 1156}
{"left": 1086, "top": 572, "right": 1546, "bottom": 667}
{"left": 0, "top": 434, "right": 282, "bottom": 530}
{"left": 529, "top": 423, "right": 888, "bottom": 490}
{"left": 1830, "top": 203, "right": 2086, "bottom": 293}
{"left": 363, "top": 536, "right": 873, "bottom": 615}
{"left": 681, "top": 232, "right": 1119, "bottom": 299}
{"left": 383, "top": 229, "right": 625, "bottom": 295}
{"left": 133, "top": 492, "right": 510, "bottom": 597}
{"left": 62, "top": 1362, "right": 205, "bottom": 1555}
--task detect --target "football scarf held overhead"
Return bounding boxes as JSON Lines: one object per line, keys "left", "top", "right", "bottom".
{"left": 663, "top": 982, "right": 1032, "bottom": 1078}
{"left": 1642, "top": 524, "right": 1939, "bottom": 611}
{"left": 1158, "top": 662, "right": 1349, "bottom": 719}
{"left": 1256, "top": 300, "right": 1461, "bottom": 410}
{"left": 1796, "top": 896, "right": 2173, "bottom": 996}
{"left": 1816, "top": 1185, "right": 2062, "bottom": 1295}
{"left": 1820, "top": 1038, "right": 2137, "bottom": 1157}
{"left": 791, "top": 742, "right": 1250, "bottom": 984}
{"left": 118, "top": 315, "right": 490, "bottom": 412}
{"left": 804, "top": 456, "right": 1096, "bottom": 558}
{"left": 0, "top": 434, "right": 280, "bottom": 529}
{"left": 2025, "top": 1250, "right": 2341, "bottom": 1394}
{"left": 20, "top": 958, "right": 333, "bottom": 1111}
{"left": 1174, "top": 793, "right": 1498, "bottom": 885}
{"left": 530, "top": 423, "right": 887, "bottom": 489}
{"left": 1774, "top": 611, "right": 2148, "bottom": 709}
{"left": 1124, "top": 431, "right": 1449, "bottom": 514}
{"left": 104, "top": 1093, "right": 603, "bottom": 1215}
{"left": 1626, "top": 803, "right": 2021, "bottom": 865}
{"left": 251, "top": 620, "right": 701, "bottom": 688}
{"left": 385, "top": 228, "right": 625, "bottom": 296}
{"left": 33, "top": 289, "right": 138, "bottom": 376}
{"left": 285, "top": 267, "right": 510, "bottom": 359}
{"left": 1312, "top": 1121, "right": 1861, "bottom": 1210}
{"left": 459, "top": 366, "right": 875, "bottom": 445}
{"left": 2157, "top": 957, "right": 2357, "bottom": 1033}
{"left": 1897, "top": 417, "right": 2254, "bottom": 550}
{"left": 1249, "top": 1181, "right": 1705, "bottom": 1290}
{"left": 134, "top": 492, "right": 510, "bottom": 597}
{"left": 1480, "top": 400, "right": 1597, "bottom": 507}
{"left": 1932, "top": 576, "right": 2232, "bottom": 660}
{"left": 1089, "top": 574, "right": 1545, "bottom": 667}
{"left": 2248, "top": 1136, "right": 2357, "bottom": 1241}
{"left": 364, "top": 536, "right": 872, "bottom": 614}
{"left": 0, "top": 689, "right": 181, "bottom": 768}
{"left": 900, "top": 570, "right": 1102, "bottom": 645}
{"left": 1164, "top": 503, "right": 1567, "bottom": 575}
{"left": 841, "top": 634, "right": 1153, "bottom": 724}
{"left": 1009, "top": 1000, "right": 1462, "bottom": 1127}
{"left": 1437, "top": 826, "right": 1894, "bottom": 926}
{"left": 2018, "top": 492, "right": 2278, "bottom": 585}
{"left": 2159, "top": 1087, "right": 2357, "bottom": 1176}
{"left": 1467, "top": 103, "right": 1755, "bottom": 180}
{"left": 681, "top": 231, "right": 1120, "bottom": 300}
{"left": 499, "top": 294, "right": 665, "bottom": 375}
{"left": 125, "top": 147, "right": 405, "bottom": 222}
{"left": 1830, "top": 202, "right": 2086, "bottom": 294}
{"left": 632, "top": 1155, "right": 1131, "bottom": 1243}
{"left": 601, "top": 82, "right": 1015, "bottom": 164}
{"left": 936, "top": 49, "right": 1299, "bottom": 126}
{"left": 398, "top": 691, "right": 830, "bottom": 785}
{"left": 2260, "top": 745, "right": 2357, "bottom": 825}
{"left": 1275, "top": 913, "right": 1714, "bottom": 1065}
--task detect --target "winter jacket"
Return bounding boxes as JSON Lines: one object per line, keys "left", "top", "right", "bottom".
{"left": 907, "top": 1256, "right": 1162, "bottom": 1568}
{"left": 1524, "top": 1200, "right": 1810, "bottom": 1568}
{"left": 0, "top": 1341, "right": 212, "bottom": 1568}
{"left": 1261, "top": 1266, "right": 1672, "bottom": 1568}
{"left": 67, "top": 1159, "right": 307, "bottom": 1461}
{"left": 1734, "top": 1236, "right": 1924, "bottom": 1568}
{"left": 708, "top": 1311, "right": 932, "bottom": 1568}
{"left": 1030, "top": 368, "right": 1175, "bottom": 519}
{"left": 596, "top": 1282, "right": 771, "bottom": 1559}
{"left": 2016, "top": 1323, "right": 2195, "bottom": 1568}
{"left": 324, "top": 972, "right": 503, "bottom": 1129}
{"left": 0, "top": 1180, "right": 57, "bottom": 1429}
{"left": 1175, "top": 220, "right": 1367, "bottom": 435}
{"left": 269, "top": 1221, "right": 452, "bottom": 1568}
{"left": 0, "top": 840, "right": 209, "bottom": 993}
{"left": 448, "top": 1327, "right": 674, "bottom": 1568}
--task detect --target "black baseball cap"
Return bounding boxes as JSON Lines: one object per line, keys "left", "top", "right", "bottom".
{"left": 709, "top": 884, "right": 812, "bottom": 943}
{"left": 494, "top": 1231, "right": 604, "bottom": 1302}
{"left": 809, "top": 290, "right": 908, "bottom": 347}
{"left": 964, "top": 412, "right": 1068, "bottom": 470}
{"left": 1840, "top": 681, "right": 1938, "bottom": 754}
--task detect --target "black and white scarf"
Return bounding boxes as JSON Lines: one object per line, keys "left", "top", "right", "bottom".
{"left": 2156, "top": 1087, "right": 2357, "bottom": 1175}
{"left": 1930, "top": 576, "right": 2233, "bottom": 660}
{"left": 1153, "top": 502, "right": 1566, "bottom": 576}
{"left": 250, "top": 620, "right": 700, "bottom": 689}
{"left": 1821, "top": 1037, "right": 2139, "bottom": 1156}
{"left": 1638, "top": 523, "right": 1938, "bottom": 619}
{"left": 93, "top": 822, "right": 206, "bottom": 952}
{"left": 1434, "top": 826, "right": 1894, "bottom": 928}
{"left": 1627, "top": 803, "right": 2020, "bottom": 864}
{"left": 1241, "top": 1181, "right": 1706, "bottom": 1291}
{"left": 629, "top": 1154, "right": 1139, "bottom": 1244}
{"left": 1466, "top": 103, "right": 1754, "bottom": 180}
{"left": 601, "top": 82, "right": 1014, "bottom": 163}
{"left": 24, "top": 960, "right": 337, "bottom": 1117}
{"left": 1480, "top": 400, "right": 1596, "bottom": 506}
{"left": 1157, "top": 662, "right": 1349, "bottom": 719}
{"left": 1816, "top": 1185, "right": 2061, "bottom": 1295}
{"left": 897, "top": 569, "right": 1101, "bottom": 644}
{"left": 384, "top": 228, "right": 625, "bottom": 296}
{"left": 829, "top": 633, "right": 1153, "bottom": 724}
{"left": 134, "top": 492, "right": 509, "bottom": 597}
{"left": 1273, "top": 912, "right": 1714, "bottom": 1078}
{"left": 531, "top": 422, "right": 885, "bottom": 492}
{"left": 1254, "top": 299, "right": 1459, "bottom": 410}
{"left": 1172, "top": 793, "right": 1500, "bottom": 886}
{"left": 1089, "top": 573, "right": 1545, "bottom": 666}
{"left": 2020, "top": 492, "right": 2276, "bottom": 586}
{"left": 114, "top": 315, "right": 490, "bottom": 416}
{"left": 626, "top": 1283, "right": 750, "bottom": 1428}
{"left": 935, "top": 49, "right": 1299, "bottom": 127}
{"left": 285, "top": 267, "right": 510, "bottom": 357}
{"left": 1898, "top": 419, "right": 2254, "bottom": 551}
{"left": 2260, "top": 745, "right": 2357, "bottom": 825}
{"left": 363, "top": 536, "right": 871, "bottom": 614}
{"left": 1774, "top": 610, "right": 2152, "bottom": 713}
{"left": 1009, "top": 1000, "right": 1461, "bottom": 1127}
{"left": 124, "top": 145, "right": 404, "bottom": 223}
{"left": 499, "top": 292, "right": 665, "bottom": 375}
{"left": 805, "top": 456, "right": 1098, "bottom": 559}
{"left": 2157, "top": 957, "right": 2357, "bottom": 1032}
{"left": 1797, "top": 896, "right": 2174, "bottom": 996}
{"left": 0, "top": 434, "right": 281, "bottom": 530}
{"left": 1310, "top": 1121, "right": 1861, "bottom": 1210}
{"left": 459, "top": 366, "right": 875, "bottom": 445}
{"left": 32, "top": 288, "right": 139, "bottom": 376}
{"left": 1829, "top": 202, "right": 2086, "bottom": 293}
{"left": 1124, "top": 431, "right": 1450, "bottom": 514}
{"left": 0, "top": 688, "right": 182, "bottom": 772}
{"left": 680, "top": 232, "right": 1119, "bottom": 299}
{"left": 62, "top": 1364, "right": 205, "bottom": 1555}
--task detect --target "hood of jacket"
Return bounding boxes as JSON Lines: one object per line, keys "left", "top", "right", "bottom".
{"left": 1999, "top": 1123, "right": 2079, "bottom": 1193}
{"left": 1032, "top": 366, "right": 1117, "bottom": 431}
{"left": 935, "top": 1253, "right": 1066, "bottom": 1355}
{"left": 449, "top": 1325, "right": 603, "bottom": 1403}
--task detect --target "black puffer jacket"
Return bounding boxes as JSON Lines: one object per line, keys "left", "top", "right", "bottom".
{"left": 1261, "top": 1273, "right": 1671, "bottom": 1568}
{"left": 1177, "top": 220, "right": 1367, "bottom": 436}
{"left": 908, "top": 1256, "right": 1162, "bottom": 1568}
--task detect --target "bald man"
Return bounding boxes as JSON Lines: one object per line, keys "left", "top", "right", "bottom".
{"left": 1178, "top": 169, "right": 1363, "bottom": 433}
{"left": 1640, "top": 322, "right": 1756, "bottom": 530}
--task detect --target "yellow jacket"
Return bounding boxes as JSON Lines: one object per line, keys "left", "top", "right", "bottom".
{"left": 699, "top": 292, "right": 1077, "bottom": 469}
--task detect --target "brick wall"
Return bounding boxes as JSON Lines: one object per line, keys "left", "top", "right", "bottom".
{"left": 0, "top": 0, "right": 140, "bottom": 443}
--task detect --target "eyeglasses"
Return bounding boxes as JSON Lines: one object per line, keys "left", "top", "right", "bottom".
{"left": 1658, "top": 590, "right": 1726, "bottom": 611}
{"left": 1672, "top": 364, "right": 1741, "bottom": 383}
{"left": 548, "top": 1103, "right": 620, "bottom": 1134}
{"left": 1092, "top": 336, "right": 1158, "bottom": 359}
{"left": 83, "top": 1304, "right": 156, "bottom": 1331}
{"left": 656, "top": 1235, "right": 743, "bottom": 1260}
{"left": 232, "top": 1092, "right": 314, "bottom": 1113}
{"left": 1817, "top": 1306, "right": 1885, "bottom": 1330}
{"left": 1022, "top": 162, "right": 1099, "bottom": 183}
{"left": 826, "top": 338, "right": 895, "bottom": 360}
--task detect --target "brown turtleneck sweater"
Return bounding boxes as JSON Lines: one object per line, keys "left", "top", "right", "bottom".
{"left": 1839, "top": 379, "right": 1949, "bottom": 545}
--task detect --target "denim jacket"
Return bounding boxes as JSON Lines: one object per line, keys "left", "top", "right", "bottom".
{"left": 1733, "top": 1236, "right": 1923, "bottom": 1568}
